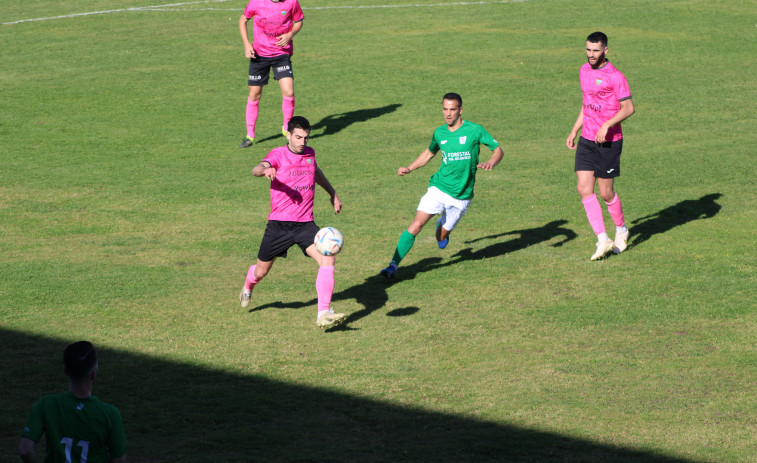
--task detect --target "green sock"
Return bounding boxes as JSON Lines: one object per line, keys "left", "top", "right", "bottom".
{"left": 391, "top": 230, "right": 416, "bottom": 265}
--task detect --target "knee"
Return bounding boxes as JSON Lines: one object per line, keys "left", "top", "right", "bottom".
{"left": 577, "top": 184, "right": 594, "bottom": 198}
{"left": 600, "top": 191, "right": 616, "bottom": 203}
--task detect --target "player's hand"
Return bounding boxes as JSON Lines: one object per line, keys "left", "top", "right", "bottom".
{"left": 595, "top": 126, "right": 609, "bottom": 144}
{"left": 566, "top": 132, "right": 577, "bottom": 150}
{"left": 244, "top": 44, "right": 256, "bottom": 59}
{"left": 331, "top": 193, "right": 342, "bottom": 214}
{"left": 276, "top": 32, "right": 294, "bottom": 47}
{"left": 264, "top": 167, "right": 277, "bottom": 180}
{"left": 398, "top": 167, "right": 411, "bottom": 176}
{"left": 477, "top": 162, "right": 496, "bottom": 171}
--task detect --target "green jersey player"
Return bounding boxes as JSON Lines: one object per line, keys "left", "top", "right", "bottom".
{"left": 381, "top": 93, "right": 504, "bottom": 279}
{"left": 20, "top": 341, "right": 126, "bottom": 463}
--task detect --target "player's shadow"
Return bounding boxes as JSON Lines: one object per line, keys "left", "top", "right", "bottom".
{"left": 251, "top": 221, "right": 575, "bottom": 329}
{"left": 439, "top": 219, "right": 577, "bottom": 267}
{"left": 255, "top": 104, "right": 402, "bottom": 143}
{"left": 629, "top": 193, "right": 722, "bottom": 248}
{"left": 251, "top": 257, "right": 443, "bottom": 330}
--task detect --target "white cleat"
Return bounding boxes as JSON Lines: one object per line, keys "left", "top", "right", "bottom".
{"left": 316, "top": 308, "right": 347, "bottom": 328}
{"left": 613, "top": 230, "right": 629, "bottom": 254}
{"left": 591, "top": 239, "right": 615, "bottom": 261}
{"left": 239, "top": 289, "right": 251, "bottom": 308}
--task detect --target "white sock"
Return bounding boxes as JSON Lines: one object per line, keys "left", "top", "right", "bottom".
{"left": 616, "top": 225, "right": 628, "bottom": 234}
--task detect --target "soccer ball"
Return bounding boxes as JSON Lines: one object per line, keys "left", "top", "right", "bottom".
{"left": 314, "top": 227, "right": 343, "bottom": 256}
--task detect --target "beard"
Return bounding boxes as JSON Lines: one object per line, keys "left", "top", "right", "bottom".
{"left": 588, "top": 51, "right": 607, "bottom": 69}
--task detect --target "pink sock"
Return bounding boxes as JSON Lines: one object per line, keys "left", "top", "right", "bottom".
{"left": 605, "top": 194, "right": 625, "bottom": 227}
{"left": 282, "top": 96, "right": 295, "bottom": 130}
{"left": 246, "top": 99, "right": 259, "bottom": 138}
{"left": 244, "top": 265, "right": 260, "bottom": 291}
{"left": 315, "top": 266, "right": 334, "bottom": 314}
{"left": 582, "top": 194, "right": 606, "bottom": 236}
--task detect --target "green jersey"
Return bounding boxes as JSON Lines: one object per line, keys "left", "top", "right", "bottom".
{"left": 22, "top": 391, "right": 126, "bottom": 463}
{"left": 428, "top": 120, "right": 499, "bottom": 200}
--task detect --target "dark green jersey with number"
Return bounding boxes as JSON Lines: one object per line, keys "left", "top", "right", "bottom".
{"left": 22, "top": 391, "right": 126, "bottom": 463}
{"left": 428, "top": 120, "right": 499, "bottom": 200}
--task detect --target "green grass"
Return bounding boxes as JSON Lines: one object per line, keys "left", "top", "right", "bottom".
{"left": 1, "top": 0, "right": 755, "bottom": 461}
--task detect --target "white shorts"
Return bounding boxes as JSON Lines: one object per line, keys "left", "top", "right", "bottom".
{"left": 417, "top": 186, "right": 471, "bottom": 231}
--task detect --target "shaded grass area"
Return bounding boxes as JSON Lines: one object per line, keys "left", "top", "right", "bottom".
{"left": 1, "top": 329, "right": 705, "bottom": 463}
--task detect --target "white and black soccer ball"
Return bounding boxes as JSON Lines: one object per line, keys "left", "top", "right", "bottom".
{"left": 314, "top": 227, "right": 343, "bottom": 256}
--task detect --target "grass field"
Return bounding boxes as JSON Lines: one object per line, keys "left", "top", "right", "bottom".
{"left": 1, "top": 0, "right": 755, "bottom": 461}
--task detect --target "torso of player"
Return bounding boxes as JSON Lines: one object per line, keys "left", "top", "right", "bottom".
{"left": 579, "top": 61, "right": 630, "bottom": 142}
{"left": 429, "top": 121, "right": 497, "bottom": 200}
{"left": 263, "top": 146, "right": 317, "bottom": 222}
{"left": 244, "top": 0, "right": 303, "bottom": 57}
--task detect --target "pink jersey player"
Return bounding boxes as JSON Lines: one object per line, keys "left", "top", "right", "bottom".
{"left": 567, "top": 32, "right": 635, "bottom": 262}
{"left": 239, "top": 116, "right": 348, "bottom": 329}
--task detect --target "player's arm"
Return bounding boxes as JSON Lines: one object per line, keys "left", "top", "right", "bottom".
{"left": 239, "top": 15, "right": 255, "bottom": 59}
{"left": 398, "top": 149, "right": 436, "bottom": 176}
{"left": 595, "top": 98, "right": 634, "bottom": 143}
{"left": 19, "top": 437, "right": 37, "bottom": 463}
{"left": 276, "top": 19, "right": 303, "bottom": 47}
{"left": 477, "top": 146, "right": 504, "bottom": 171}
{"left": 566, "top": 107, "right": 584, "bottom": 150}
{"left": 315, "top": 167, "right": 341, "bottom": 213}
{"left": 252, "top": 161, "right": 276, "bottom": 180}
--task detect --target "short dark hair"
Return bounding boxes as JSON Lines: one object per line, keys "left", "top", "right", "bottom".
{"left": 586, "top": 31, "right": 608, "bottom": 48}
{"left": 287, "top": 116, "right": 310, "bottom": 133}
{"left": 442, "top": 92, "right": 462, "bottom": 107}
{"left": 64, "top": 341, "right": 98, "bottom": 380}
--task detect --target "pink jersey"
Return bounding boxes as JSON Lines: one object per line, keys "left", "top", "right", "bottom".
{"left": 243, "top": 0, "right": 304, "bottom": 58}
{"left": 262, "top": 145, "right": 317, "bottom": 222}
{"left": 579, "top": 61, "right": 631, "bottom": 142}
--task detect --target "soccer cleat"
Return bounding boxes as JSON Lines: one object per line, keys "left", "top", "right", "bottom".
{"left": 239, "top": 136, "right": 254, "bottom": 148}
{"left": 436, "top": 216, "right": 449, "bottom": 249}
{"left": 282, "top": 128, "right": 288, "bottom": 137}
{"left": 590, "top": 239, "right": 615, "bottom": 261}
{"left": 613, "top": 229, "right": 629, "bottom": 254}
{"left": 239, "top": 289, "right": 251, "bottom": 308}
{"left": 316, "top": 308, "right": 347, "bottom": 328}
{"left": 380, "top": 262, "right": 397, "bottom": 280}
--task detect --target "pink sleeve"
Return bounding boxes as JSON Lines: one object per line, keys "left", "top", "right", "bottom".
{"left": 243, "top": 1, "right": 255, "bottom": 19}
{"left": 614, "top": 72, "right": 631, "bottom": 101}
{"left": 262, "top": 150, "right": 279, "bottom": 169}
{"left": 291, "top": 0, "right": 304, "bottom": 22}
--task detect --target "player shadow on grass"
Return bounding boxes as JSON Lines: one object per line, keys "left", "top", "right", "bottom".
{"left": 629, "top": 193, "right": 722, "bottom": 248}
{"left": 440, "top": 219, "right": 577, "bottom": 266}
{"left": 250, "top": 257, "right": 443, "bottom": 331}
{"left": 251, "top": 221, "right": 576, "bottom": 330}
{"left": 255, "top": 103, "right": 402, "bottom": 143}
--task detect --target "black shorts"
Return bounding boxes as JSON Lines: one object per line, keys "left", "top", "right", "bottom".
{"left": 574, "top": 136, "right": 623, "bottom": 179}
{"left": 248, "top": 54, "right": 293, "bottom": 86}
{"left": 257, "top": 220, "right": 319, "bottom": 262}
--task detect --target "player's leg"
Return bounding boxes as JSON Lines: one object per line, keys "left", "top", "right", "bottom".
{"left": 240, "top": 221, "right": 290, "bottom": 308}
{"left": 381, "top": 210, "right": 434, "bottom": 280}
{"left": 298, "top": 222, "right": 346, "bottom": 328}
{"left": 596, "top": 140, "right": 629, "bottom": 253}
{"left": 278, "top": 77, "right": 295, "bottom": 137}
{"left": 239, "top": 258, "right": 274, "bottom": 308}
{"left": 435, "top": 193, "right": 470, "bottom": 249}
{"left": 241, "top": 58, "right": 269, "bottom": 148}
{"left": 575, "top": 138, "right": 613, "bottom": 260}
{"left": 272, "top": 55, "right": 295, "bottom": 136}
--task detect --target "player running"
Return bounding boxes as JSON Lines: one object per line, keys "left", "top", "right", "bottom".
{"left": 566, "top": 31, "right": 635, "bottom": 260}
{"left": 239, "top": 116, "right": 347, "bottom": 328}
{"left": 380, "top": 93, "right": 504, "bottom": 279}
{"left": 238, "top": 0, "right": 304, "bottom": 148}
